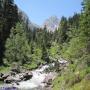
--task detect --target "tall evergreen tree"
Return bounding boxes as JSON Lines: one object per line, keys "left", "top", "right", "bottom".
{"left": 80, "top": 0, "right": 90, "bottom": 65}
{"left": 0, "top": 0, "right": 18, "bottom": 65}
{"left": 67, "top": 13, "right": 80, "bottom": 39}
{"left": 4, "top": 23, "right": 31, "bottom": 65}
{"left": 41, "top": 43, "right": 50, "bottom": 63}
{"left": 57, "top": 16, "right": 68, "bottom": 44}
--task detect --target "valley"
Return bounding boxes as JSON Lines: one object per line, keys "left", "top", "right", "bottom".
{"left": 0, "top": 0, "right": 90, "bottom": 90}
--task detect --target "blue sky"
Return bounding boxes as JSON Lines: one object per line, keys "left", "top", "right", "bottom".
{"left": 15, "top": 0, "right": 83, "bottom": 25}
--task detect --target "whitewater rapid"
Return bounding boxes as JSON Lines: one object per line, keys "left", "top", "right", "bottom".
{"left": 14, "top": 64, "right": 55, "bottom": 90}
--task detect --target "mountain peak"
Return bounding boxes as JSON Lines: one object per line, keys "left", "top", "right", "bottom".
{"left": 43, "top": 16, "right": 60, "bottom": 32}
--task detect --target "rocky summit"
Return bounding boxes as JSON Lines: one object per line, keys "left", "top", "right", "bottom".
{"left": 43, "top": 16, "right": 60, "bottom": 32}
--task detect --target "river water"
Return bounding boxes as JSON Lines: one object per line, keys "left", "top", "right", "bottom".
{"left": 0, "top": 64, "right": 56, "bottom": 90}
{"left": 0, "top": 59, "right": 68, "bottom": 90}
{"left": 15, "top": 65, "right": 50, "bottom": 90}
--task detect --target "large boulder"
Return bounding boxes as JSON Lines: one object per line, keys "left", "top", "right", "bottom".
{"left": 23, "top": 72, "right": 33, "bottom": 81}
{"left": 10, "top": 71, "right": 16, "bottom": 76}
{"left": 4, "top": 76, "right": 14, "bottom": 83}
{"left": 0, "top": 73, "right": 10, "bottom": 82}
{"left": 0, "top": 73, "right": 4, "bottom": 77}
{"left": 4, "top": 75, "right": 21, "bottom": 84}
{"left": 19, "top": 73, "right": 24, "bottom": 80}
{"left": 2, "top": 74, "right": 9, "bottom": 80}
{"left": 0, "top": 73, "right": 4, "bottom": 81}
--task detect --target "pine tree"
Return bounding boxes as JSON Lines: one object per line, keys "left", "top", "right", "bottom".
{"left": 4, "top": 23, "right": 31, "bottom": 65}
{"left": 41, "top": 43, "right": 50, "bottom": 63}
{"left": 80, "top": 0, "right": 90, "bottom": 65}
{"left": 0, "top": 0, "right": 18, "bottom": 65}
{"left": 57, "top": 16, "right": 68, "bottom": 44}
{"left": 67, "top": 13, "right": 80, "bottom": 39}
{"left": 80, "top": 0, "right": 90, "bottom": 37}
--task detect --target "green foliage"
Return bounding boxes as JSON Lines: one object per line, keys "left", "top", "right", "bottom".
{"left": 52, "top": 0, "right": 90, "bottom": 90}
{"left": 62, "top": 36, "right": 87, "bottom": 60}
{"left": 4, "top": 23, "right": 31, "bottom": 65}
{"left": 41, "top": 44, "right": 50, "bottom": 63}
{"left": 0, "top": 0, "right": 18, "bottom": 65}
{"left": 52, "top": 76, "right": 63, "bottom": 90}
{"left": 0, "top": 66, "right": 11, "bottom": 73}
{"left": 0, "top": 0, "right": 90, "bottom": 89}
{"left": 24, "top": 62, "right": 38, "bottom": 70}
{"left": 55, "top": 16, "right": 69, "bottom": 44}
{"left": 49, "top": 42, "right": 60, "bottom": 59}
{"left": 67, "top": 13, "right": 80, "bottom": 39}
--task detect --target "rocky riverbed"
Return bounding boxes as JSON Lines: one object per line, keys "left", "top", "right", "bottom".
{"left": 0, "top": 59, "right": 68, "bottom": 90}
{"left": 15, "top": 64, "right": 57, "bottom": 90}
{"left": 0, "top": 64, "right": 57, "bottom": 90}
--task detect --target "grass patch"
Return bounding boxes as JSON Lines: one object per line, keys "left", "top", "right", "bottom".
{"left": 52, "top": 75, "right": 63, "bottom": 90}
{"left": 0, "top": 66, "right": 11, "bottom": 73}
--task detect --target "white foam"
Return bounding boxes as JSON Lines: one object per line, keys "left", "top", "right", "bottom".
{"left": 15, "top": 65, "right": 49, "bottom": 89}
